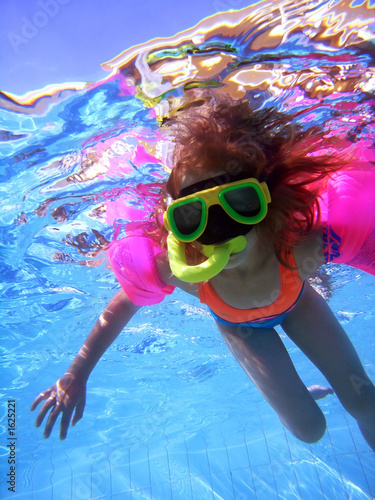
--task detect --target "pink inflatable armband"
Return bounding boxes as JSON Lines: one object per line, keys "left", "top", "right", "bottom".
{"left": 322, "top": 170, "right": 375, "bottom": 275}
{"left": 107, "top": 234, "right": 175, "bottom": 305}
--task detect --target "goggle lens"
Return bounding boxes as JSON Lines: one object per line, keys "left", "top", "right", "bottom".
{"left": 221, "top": 186, "right": 261, "bottom": 218}
{"left": 171, "top": 200, "right": 204, "bottom": 236}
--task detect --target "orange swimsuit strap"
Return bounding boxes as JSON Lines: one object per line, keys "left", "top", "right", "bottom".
{"left": 198, "top": 255, "right": 304, "bottom": 324}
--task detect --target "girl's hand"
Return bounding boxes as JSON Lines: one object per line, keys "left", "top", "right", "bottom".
{"left": 30, "top": 373, "right": 86, "bottom": 440}
{"left": 30, "top": 290, "right": 140, "bottom": 440}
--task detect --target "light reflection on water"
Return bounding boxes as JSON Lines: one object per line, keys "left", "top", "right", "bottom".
{"left": 1, "top": 0, "right": 375, "bottom": 498}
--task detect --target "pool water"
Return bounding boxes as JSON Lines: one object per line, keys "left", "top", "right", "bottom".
{"left": 1, "top": 267, "right": 375, "bottom": 498}
{"left": 1, "top": 0, "right": 375, "bottom": 498}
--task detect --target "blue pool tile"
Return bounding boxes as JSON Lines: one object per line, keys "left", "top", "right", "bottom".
{"left": 170, "top": 478, "right": 193, "bottom": 499}
{"left": 252, "top": 464, "right": 278, "bottom": 499}
{"left": 292, "top": 459, "right": 325, "bottom": 500}
{"left": 350, "top": 428, "right": 372, "bottom": 454}
{"left": 190, "top": 474, "right": 214, "bottom": 500}
{"left": 210, "top": 471, "right": 236, "bottom": 499}
{"left": 309, "top": 431, "right": 335, "bottom": 458}
{"left": 112, "top": 492, "right": 132, "bottom": 500}
{"left": 109, "top": 448, "right": 132, "bottom": 495}
{"left": 231, "top": 468, "right": 256, "bottom": 499}
{"left": 264, "top": 428, "right": 292, "bottom": 464}
{"left": 345, "top": 415, "right": 373, "bottom": 453}
{"left": 272, "top": 461, "right": 301, "bottom": 499}
{"left": 186, "top": 449, "right": 211, "bottom": 478}
{"left": 67, "top": 451, "right": 99, "bottom": 500}
{"left": 54, "top": 480, "right": 70, "bottom": 500}
{"left": 245, "top": 434, "right": 270, "bottom": 467}
{"left": 359, "top": 452, "right": 375, "bottom": 498}
{"left": 90, "top": 458, "right": 112, "bottom": 500}
{"left": 166, "top": 447, "right": 191, "bottom": 481}
{"left": 259, "top": 407, "right": 280, "bottom": 434}
{"left": 151, "top": 481, "right": 173, "bottom": 499}
{"left": 30, "top": 450, "right": 54, "bottom": 498}
{"left": 206, "top": 443, "right": 230, "bottom": 474}
{"left": 329, "top": 425, "right": 357, "bottom": 456}
{"left": 71, "top": 471, "right": 97, "bottom": 500}
{"left": 336, "top": 453, "right": 373, "bottom": 499}
{"left": 327, "top": 413, "right": 357, "bottom": 455}
{"left": 224, "top": 438, "right": 251, "bottom": 472}
{"left": 130, "top": 487, "right": 152, "bottom": 499}
{"left": 111, "top": 472, "right": 132, "bottom": 498}
{"left": 148, "top": 448, "right": 171, "bottom": 486}
{"left": 50, "top": 456, "right": 73, "bottom": 500}
{"left": 314, "top": 455, "right": 348, "bottom": 500}
{"left": 185, "top": 435, "right": 210, "bottom": 477}
{"left": 286, "top": 433, "right": 315, "bottom": 462}
{"left": 129, "top": 447, "right": 151, "bottom": 490}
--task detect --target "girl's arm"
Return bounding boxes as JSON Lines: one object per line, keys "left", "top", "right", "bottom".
{"left": 30, "top": 289, "right": 140, "bottom": 440}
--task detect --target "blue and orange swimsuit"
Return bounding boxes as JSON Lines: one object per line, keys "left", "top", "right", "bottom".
{"left": 197, "top": 254, "right": 304, "bottom": 329}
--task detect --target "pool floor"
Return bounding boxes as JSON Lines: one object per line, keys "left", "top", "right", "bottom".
{"left": 12, "top": 397, "right": 375, "bottom": 500}
{"left": 3, "top": 273, "right": 374, "bottom": 500}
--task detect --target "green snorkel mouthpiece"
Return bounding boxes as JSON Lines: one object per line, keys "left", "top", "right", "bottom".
{"left": 167, "top": 234, "right": 247, "bottom": 283}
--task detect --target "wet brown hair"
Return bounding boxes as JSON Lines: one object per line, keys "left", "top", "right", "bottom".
{"left": 158, "top": 95, "right": 346, "bottom": 267}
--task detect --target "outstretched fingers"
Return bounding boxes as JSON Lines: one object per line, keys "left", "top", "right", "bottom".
{"left": 32, "top": 375, "right": 86, "bottom": 439}
{"left": 31, "top": 387, "right": 70, "bottom": 438}
{"left": 30, "top": 390, "right": 51, "bottom": 412}
{"left": 31, "top": 392, "right": 78, "bottom": 439}
{"left": 34, "top": 396, "right": 57, "bottom": 428}
{"left": 71, "top": 400, "right": 85, "bottom": 427}
{"left": 59, "top": 396, "right": 85, "bottom": 439}
{"left": 44, "top": 402, "right": 65, "bottom": 439}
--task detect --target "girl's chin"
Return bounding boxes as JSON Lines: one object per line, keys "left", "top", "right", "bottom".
{"left": 224, "top": 249, "right": 247, "bottom": 268}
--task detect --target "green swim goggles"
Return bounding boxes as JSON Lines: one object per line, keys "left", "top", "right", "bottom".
{"left": 163, "top": 177, "right": 271, "bottom": 243}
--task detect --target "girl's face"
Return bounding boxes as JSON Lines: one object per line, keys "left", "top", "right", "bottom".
{"left": 178, "top": 168, "right": 257, "bottom": 246}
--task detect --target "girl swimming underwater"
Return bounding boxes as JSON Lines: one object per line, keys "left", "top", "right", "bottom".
{"left": 31, "top": 97, "right": 375, "bottom": 450}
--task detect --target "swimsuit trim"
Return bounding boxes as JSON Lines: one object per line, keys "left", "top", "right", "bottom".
{"left": 198, "top": 254, "right": 304, "bottom": 324}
